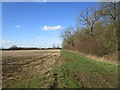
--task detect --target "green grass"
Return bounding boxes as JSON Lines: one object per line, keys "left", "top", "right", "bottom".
{"left": 53, "top": 64, "right": 84, "bottom": 88}
{"left": 60, "top": 50, "right": 118, "bottom": 73}
{"left": 13, "top": 75, "right": 51, "bottom": 88}
{"left": 56, "top": 49, "right": 118, "bottom": 88}
{"left": 13, "top": 49, "right": 119, "bottom": 88}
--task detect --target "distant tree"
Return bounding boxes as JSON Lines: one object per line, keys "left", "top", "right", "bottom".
{"left": 60, "top": 26, "right": 75, "bottom": 47}
{"left": 53, "top": 43, "right": 56, "bottom": 48}
{"left": 39, "top": 47, "right": 41, "bottom": 49}
{"left": 9, "top": 45, "right": 18, "bottom": 50}
{"left": 57, "top": 44, "right": 60, "bottom": 48}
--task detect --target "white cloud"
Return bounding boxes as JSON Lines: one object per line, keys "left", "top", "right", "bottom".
{"left": 43, "top": 0, "right": 47, "bottom": 2}
{"left": 16, "top": 25, "right": 21, "bottom": 29}
{"left": 37, "top": 36, "right": 45, "bottom": 39}
{"left": 0, "top": 40, "right": 13, "bottom": 44}
{"left": 42, "top": 25, "right": 63, "bottom": 31}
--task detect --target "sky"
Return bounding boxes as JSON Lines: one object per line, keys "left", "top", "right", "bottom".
{"left": 2, "top": 2, "right": 97, "bottom": 48}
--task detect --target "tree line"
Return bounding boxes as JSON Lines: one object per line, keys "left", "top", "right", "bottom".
{"left": 61, "top": 2, "right": 120, "bottom": 57}
{"left": 1, "top": 45, "right": 62, "bottom": 50}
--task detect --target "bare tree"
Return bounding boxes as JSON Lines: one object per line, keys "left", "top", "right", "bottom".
{"left": 60, "top": 26, "right": 75, "bottom": 47}
{"left": 100, "top": 2, "right": 118, "bottom": 20}
{"left": 77, "top": 8, "right": 101, "bottom": 36}
{"left": 99, "top": 2, "right": 119, "bottom": 50}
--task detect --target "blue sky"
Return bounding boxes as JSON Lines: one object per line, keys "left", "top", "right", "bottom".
{"left": 2, "top": 2, "right": 97, "bottom": 48}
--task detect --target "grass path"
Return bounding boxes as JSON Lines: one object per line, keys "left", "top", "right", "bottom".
{"left": 54, "top": 50, "right": 118, "bottom": 88}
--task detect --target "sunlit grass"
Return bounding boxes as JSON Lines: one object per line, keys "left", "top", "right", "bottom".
{"left": 57, "top": 49, "right": 118, "bottom": 88}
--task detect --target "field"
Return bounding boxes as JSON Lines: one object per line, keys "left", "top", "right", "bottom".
{"left": 2, "top": 50, "right": 61, "bottom": 88}
{"left": 2, "top": 49, "right": 119, "bottom": 88}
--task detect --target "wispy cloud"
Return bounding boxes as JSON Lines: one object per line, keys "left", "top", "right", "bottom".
{"left": 0, "top": 40, "right": 13, "bottom": 44}
{"left": 42, "top": 25, "right": 63, "bottom": 31}
{"left": 37, "top": 36, "right": 45, "bottom": 39}
{"left": 16, "top": 25, "right": 21, "bottom": 29}
{"left": 43, "top": 0, "right": 47, "bottom": 2}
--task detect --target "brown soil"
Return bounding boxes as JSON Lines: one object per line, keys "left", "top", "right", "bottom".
{"left": 2, "top": 50, "right": 61, "bottom": 88}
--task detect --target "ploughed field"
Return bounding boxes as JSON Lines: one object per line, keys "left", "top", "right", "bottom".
{"left": 2, "top": 49, "right": 118, "bottom": 88}
{"left": 2, "top": 50, "right": 61, "bottom": 88}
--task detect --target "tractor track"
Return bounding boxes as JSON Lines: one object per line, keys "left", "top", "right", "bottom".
{"left": 2, "top": 51, "right": 56, "bottom": 65}
{"left": 2, "top": 50, "right": 61, "bottom": 88}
